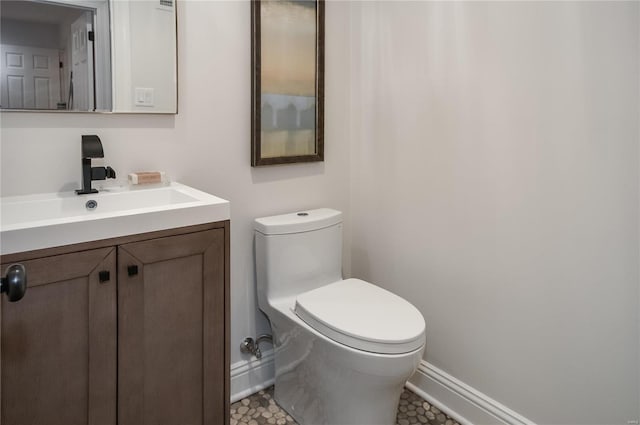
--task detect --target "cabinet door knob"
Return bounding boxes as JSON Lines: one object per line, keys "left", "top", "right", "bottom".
{"left": 1, "top": 264, "right": 27, "bottom": 302}
{"left": 99, "top": 270, "right": 110, "bottom": 283}
{"left": 127, "top": 265, "right": 139, "bottom": 276}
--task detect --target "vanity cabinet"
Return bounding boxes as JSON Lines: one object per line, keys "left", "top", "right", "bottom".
{"left": 0, "top": 222, "right": 230, "bottom": 425}
{"left": 118, "top": 229, "right": 226, "bottom": 425}
{"left": 1, "top": 247, "right": 117, "bottom": 425}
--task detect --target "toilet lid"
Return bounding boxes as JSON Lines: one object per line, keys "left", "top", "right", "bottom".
{"left": 294, "top": 278, "right": 426, "bottom": 354}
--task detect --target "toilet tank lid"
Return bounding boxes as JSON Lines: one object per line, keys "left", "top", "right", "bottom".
{"left": 254, "top": 208, "right": 342, "bottom": 235}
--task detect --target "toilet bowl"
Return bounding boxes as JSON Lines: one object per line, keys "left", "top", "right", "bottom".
{"left": 255, "top": 208, "right": 426, "bottom": 425}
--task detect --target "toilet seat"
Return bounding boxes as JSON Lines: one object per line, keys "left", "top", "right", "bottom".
{"left": 294, "top": 278, "right": 425, "bottom": 354}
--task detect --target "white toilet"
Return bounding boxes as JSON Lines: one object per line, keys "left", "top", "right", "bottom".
{"left": 254, "top": 208, "right": 426, "bottom": 425}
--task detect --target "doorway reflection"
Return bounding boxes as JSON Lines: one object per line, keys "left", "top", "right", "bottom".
{"left": 0, "top": 0, "right": 110, "bottom": 111}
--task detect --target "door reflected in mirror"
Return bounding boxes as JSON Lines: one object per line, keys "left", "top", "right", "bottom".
{"left": 0, "top": 0, "right": 177, "bottom": 114}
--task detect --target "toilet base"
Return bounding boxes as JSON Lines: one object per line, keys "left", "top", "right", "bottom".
{"left": 268, "top": 305, "right": 424, "bottom": 425}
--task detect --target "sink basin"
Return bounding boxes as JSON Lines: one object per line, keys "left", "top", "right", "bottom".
{"left": 0, "top": 183, "right": 230, "bottom": 255}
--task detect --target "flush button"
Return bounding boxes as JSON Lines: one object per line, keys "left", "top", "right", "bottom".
{"left": 297, "top": 212, "right": 309, "bottom": 216}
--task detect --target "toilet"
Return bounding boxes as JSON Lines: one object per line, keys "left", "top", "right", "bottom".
{"left": 254, "top": 208, "right": 426, "bottom": 425}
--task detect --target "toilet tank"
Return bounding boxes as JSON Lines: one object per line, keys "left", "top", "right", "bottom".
{"left": 254, "top": 209, "right": 343, "bottom": 311}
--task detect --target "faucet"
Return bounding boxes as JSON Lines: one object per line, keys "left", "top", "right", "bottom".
{"left": 76, "top": 135, "right": 116, "bottom": 195}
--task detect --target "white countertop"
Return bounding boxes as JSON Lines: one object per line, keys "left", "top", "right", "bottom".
{"left": 0, "top": 182, "right": 230, "bottom": 255}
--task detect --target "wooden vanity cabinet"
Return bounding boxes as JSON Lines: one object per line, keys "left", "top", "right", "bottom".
{"left": 0, "top": 221, "right": 230, "bottom": 425}
{"left": 0, "top": 247, "right": 117, "bottom": 425}
{"left": 118, "top": 228, "right": 227, "bottom": 425}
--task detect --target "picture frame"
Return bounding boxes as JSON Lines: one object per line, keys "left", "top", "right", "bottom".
{"left": 251, "top": 0, "right": 325, "bottom": 166}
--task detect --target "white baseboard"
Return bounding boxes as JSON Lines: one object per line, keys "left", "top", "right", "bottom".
{"left": 408, "top": 361, "right": 535, "bottom": 425}
{"left": 230, "top": 349, "right": 275, "bottom": 403}
{"left": 230, "top": 353, "right": 534, "bottom": 425}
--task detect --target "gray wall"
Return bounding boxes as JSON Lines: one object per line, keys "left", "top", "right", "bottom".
{"left": 349, "top": 2, "right": 639, "bottom": 424}
{"left": 1, "top": 18, "right": 61, "bottom": 49}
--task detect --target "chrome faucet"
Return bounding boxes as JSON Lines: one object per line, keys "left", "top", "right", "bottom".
{"left": 76, "top": 135, "right": 116, "bottom": 195}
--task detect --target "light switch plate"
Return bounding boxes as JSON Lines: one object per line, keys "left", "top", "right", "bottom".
{"left": 134, "top": 87, "right": 155, "bottom": 107}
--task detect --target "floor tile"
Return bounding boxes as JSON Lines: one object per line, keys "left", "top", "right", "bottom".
{"left": 230, "top": 386, "right": 461, "bottom": 425}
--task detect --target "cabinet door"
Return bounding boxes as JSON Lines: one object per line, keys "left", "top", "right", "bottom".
{"left": 118, "top": 229, "right": 226, "bottom": 425}
{"left": 0, "top": 248, "right": 117, "bottom": 425}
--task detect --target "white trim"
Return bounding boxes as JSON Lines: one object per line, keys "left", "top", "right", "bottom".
{"left": 230, "top": 349, "right": 275, "bottom": 403}
{"left": 229, "top": 353, "right": 535, "bottom": 425}
{"left": 405, "top": 381, "right": 474, "bottom": 425}
{"left": 408, "top": 361, "right": 536, "bottom": 425}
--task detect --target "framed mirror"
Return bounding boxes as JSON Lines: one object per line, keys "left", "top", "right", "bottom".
{"left": 251, "top": 0, "right": 324, "bottom": 166}
{"left": 0, "top": 0, "right": 177, "bottom": 113}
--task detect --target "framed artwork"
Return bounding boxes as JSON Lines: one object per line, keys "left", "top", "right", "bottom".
{"left": 251, "top": 0, "right": 325, "bottom": 166}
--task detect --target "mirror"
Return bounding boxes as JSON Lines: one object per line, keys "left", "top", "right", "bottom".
{"left": 0, "top": 0, "right": 177, "bottom": 113}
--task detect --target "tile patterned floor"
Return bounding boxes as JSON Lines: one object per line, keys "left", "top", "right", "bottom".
{"left": 230, "top": 386, "right": 461, "bottom": 425}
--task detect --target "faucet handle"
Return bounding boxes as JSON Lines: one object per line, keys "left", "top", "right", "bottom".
{"left": 91, "top": 166, "right": 117, "bottom": 180}
{"left": 81, "top": 135, "right": 104, "bottom": 158}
